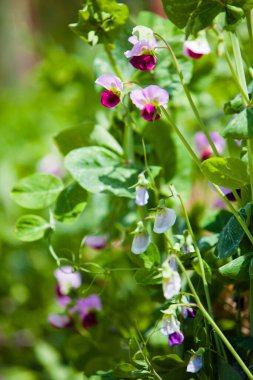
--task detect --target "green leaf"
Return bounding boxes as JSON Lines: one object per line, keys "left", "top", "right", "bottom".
{"left": 114, "top": 363, "right": 149, "bottom": 379}
{"left": 65, "top": 146, "right": 159, "bottom": 198}
{"left": 69, "top": 0, "right": 129, "bottom": 46}
{"left": 192, "top": 257, "right": 212, "bottom": 284}
{"left": 217, "top": 203, "right": 252, "bottom": 259}
{"left": 54, "top": 182, "right": 88, "bottom": 224}
{"left": 223, "top": 108, "right": 253, "bottom": 140}
{"left": 219, "top": 252, "right": 253, "bottom": 280}
{"left": 201, "top": 157, "right": 249, "bottom": 189}
{"left": 54, "top": 124, "right": 123, "bottom": 156}
{"left": 15, "top": 215, "right": 50, "bottom": 242}
{"left": 152, "top": 354, "right": 184, "bottom": 371}
{"left": 134, "top": 268, "right": 162, "bottom": 285}
{"left": 11, "top": 174, "right": 64, "bottom": 209}
{"left": 217, "top": 357, "right": 243, "bottom": 380}
{"left": 139, "top": 243, "right": 160, "bottom": 269}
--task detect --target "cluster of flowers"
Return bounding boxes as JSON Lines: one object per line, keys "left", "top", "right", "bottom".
{"left": 95, "top": 26, "right": 211, "bottom": 122}
{"left": 48, "top": 266, "right": 102, "bottom": 330}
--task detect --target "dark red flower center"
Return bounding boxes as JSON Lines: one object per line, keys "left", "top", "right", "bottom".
{"left": 101, "top": 90, "right": 120, "bottom": 108}
{"left": 141, "top": 104, "right": 160, "bottom": 122}
{"left": 129, "top": 55, "right": 156, "bottom": 71}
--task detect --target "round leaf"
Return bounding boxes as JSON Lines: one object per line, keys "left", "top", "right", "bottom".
{"left": 15, "top": 215, "right": 50, "bottom": 242}
{"left": 11, "top": 173, "right": 64, "bottom": 209}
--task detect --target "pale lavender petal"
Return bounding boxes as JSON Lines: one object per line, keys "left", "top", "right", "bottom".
{"left": 142, "top": 85, "right": 169, "bottom": 106}
{"left": 128, "top": 35, "right": 138, "bottom": 45}
{"left": 48, "top": 314, "right": 71, "bottom": 329}
{"left": 95, "top": 74, "right": 123, "bottom": 92}
{"left": 153, "top": 208, "right": 176, "bottom": 234}
{"left": 54, "top": 266, "right": 82, "bottom": 295}
{"left": 162, "top": 271, "right": 181, "bottom": 300}
{"left": 195, "top": 131, "right": 225, "bottom": 157}
{"left": 124, "top": 40, "right": 156, "bottom": 58}
{"left": 209, "top": 132, "right": 225, "bottom": 154}
{"left": 168, "top": 331, "right": 184, "bottom": 346}
{"left": 135, "top": 187, "right": 149, "bottom": 206}
{"left": 131, "top": 233, "right": 150, "bottom": 254}
{"left": 72, "top": 294, "right": 102, "bottom": 318}
{"left": 84, "top": 235, "right": 108, "bottom": 250}
{"left": 37, "top": 154, "right": 64, "bottom": 178}
{"left": 130, "top": 89, "right": 148, "bottom": 110}
{"left": 57, "top": 294, "right": 71, "bottom": 308}
{"left": 187, "top": 355, "right": 203, "bottom": 373}
{"left": 184, "top": 39, "right": 210, "bottom": 55}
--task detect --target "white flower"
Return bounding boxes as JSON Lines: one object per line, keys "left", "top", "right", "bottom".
{"left": 136, "top": 186, "right": 149, "bottom": 206}
{"left": 131, "top": 233, "right": 150, "bottom": 254}
{"left": 187, "top": 355, "right": 203, "bottom": 373}
{"left": 153, "top": 207, "right": 176, "bottom": 234}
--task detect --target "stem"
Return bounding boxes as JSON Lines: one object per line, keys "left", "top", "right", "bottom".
{"left": 224, "top": 51, "right": 249, "bottom": 104}
{"left": 175, "top": 256, "right": 253, "bottom": 380}
{"left": 154, "top": 33, "right": 219, "bottom": 157}
{"left": 123, "top": 123, "right": 134, "bottom": 161}
{"left": 246, "top": 10, "right": 253, "bottom": 61}
{"left": 104, "top": 44, "right": 124, "bottom": 81}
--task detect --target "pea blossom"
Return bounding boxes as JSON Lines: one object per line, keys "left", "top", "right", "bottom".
{"left": 125, "top": 26, "right": 157, "bottom": 71}
{"left": 161, "top": 314, "right": 184, "bottom": 347}
{"left": 162, "top": 259, "right": 181, "bottom": 300}
{"left": 187, "top": 354, "right": 203, "bottom": 373}
{"left": 135, "top": 173, "right": 149, "bottom": 206}
{"left": 181, "top": 296, "right": 196, "bottom": 319}
{"left": 195, "top": 131, "right": 225, "bottom": 161}
{"left": 54, "top": 266, "right": 82, "bottom": 307}
{"left": 153, "top": 207, "right": 176, "bottom": 234}
{"left": 48, "top": 314, "right": 72, "bottom": 329}
{"left": 131, "top": 221, "right": 151, "bottom": 254}
{"left": 95, "top": 74, "right": 123, "bottom": 108}
{"left": 183, "top": 38, "right": 211, "bottom": 59}
{"left": 130, "top": 85, "right": 169, "bottom": 122}
{"left": 71, "top": 294, "right": 102, "bottom": 329}
{"left": 83, "top": 235, "right": 108, "bottom": 250}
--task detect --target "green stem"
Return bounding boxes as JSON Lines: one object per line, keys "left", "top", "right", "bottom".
{"left": 104, "top": 44, "right": 124, "bottom": 81}
{"left": 224, "top": 51, "right": 249, "bottom": 104}
{"left": 123, "top": 123, "right": 134, "bottom": 162}
{"left": 250, "top": 259, "right": 253, "bottom": 335}
{"left": 154, "top": 33, "right": 219, "bottom": 157}
{"left": 246, "top": 10, "right": 253, "bottom": 61}
{"left": 175, "top": 256, "right": 253, "bottom": 380}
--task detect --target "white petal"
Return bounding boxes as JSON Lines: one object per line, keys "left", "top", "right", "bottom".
{"left": 162, "top": 271, "right": 181, "bottom": 300}
{"left": 128, "top": 35, "right": 138, "bottom": 45}
{"left": 161, "top": 315, "right": 180, "bottom": 336}
{"left": 135, "top": 187, "right": 149, "bottom": 206}
{"left": 153, "top": 208, "right": 176, "bottom": 234}
{"left": 130, "top": 89, "right": 148, "bottom": 110}
{"left": 187, "top": 355, "right": 203, "bottom": 373}
{"left": 184, "top": 39, "right": 210, "bottom": 55}
{"left": 124, "top": 40, "right": 156, "bottom": 58}
{"left": 131, "top": 233, "right": 150, "bottom": 254}
{"left": 95, "top": 73, "right": 123, "bottom": 92}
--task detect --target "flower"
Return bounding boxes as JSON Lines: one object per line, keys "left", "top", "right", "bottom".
{"left": 161, "top": 314, "right": 184, "bottom": 347}
{"left": 95, "top": 74, "right": 123, "bottom": 108}
{"left": 183, "top": 38, "right": 210, "bottom": 59}
{"left": 131, "top": 221, "right": 151, "bottom": 254}
{"left": 71, "top": 294, "right": 102, "bottom": 329}
{"left": 83, "top": 235, "right": 108, "bottom": 250}
{"left": 181, "top": 296, "right": 196, "bottom": 319}
{"left": 130, "top": 85, "right": 169, "bottom": 122}
{"left": 195, "top": 131, "right": 225, "bottom": 161}
{"left": 135, "top": 173, "right": 149, "bottom": 206}
{"left": 54, "top": 266, "right": 82, "bottom": 307}
{"left": 48, "top": 314, "right": 72, "bottom": 329}
{"left": 37, "top": 154, "right": 64, "bottom": 178}
{"left": 162, "top": 259, "right": 181, "bottom": 300}
{"left": 125, "top": 26, "right": 157, "bottom": 71}
{"left": 187, "top": 355, "right": 203, "bottom": 373}
{"left": 153, "top": 207, "right": 176, "bottom": 234}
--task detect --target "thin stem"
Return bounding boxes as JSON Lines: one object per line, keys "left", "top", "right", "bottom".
{"left": 250, "top": 259, "right": 253, "bottom": 336}
{"left": 246, "top": 10, "right": 253, "bottom": 62}
{"left": 123, "top": 122, "right": 135, "bottom": 162}
{"left": 224, "top": 51, "right": 249, "bottom": 104}
{"left": 175, "top": 256, "right": 253, "bottom": 380}
{"left": 104, "top": 45, "right": 124, "bottom": 81}
{"left": 154, "top": 33, "right": 219, "bottom": 156}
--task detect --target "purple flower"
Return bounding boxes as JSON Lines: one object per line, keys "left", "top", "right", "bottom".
{"left": 71, "top": 294, "right": 102, "bottom": 329}
{"left": 54, "top": 266, "right": 82, "bottom": 307}
{"left": 83, "top": 235, "right": 108, "bottom": 250}
{"left": 183, "top": 38, "right": 210, "bottom": 60}
{"left": 153, "top": 207, "right": 176, "bottom": 234}
{"left": 195, "top": 131, "right": 225, "bottom": 161}
{"left": 161, "top": 315, "right": 184, "bottom": 347}
{"left": 48, "top": 314, "right": 72, "bottom": 329}
{"left": 187, "top": 355, "right": 203, "bottom": 373}
{"left": 162, "top": 260, "right": 181, "bottom": 300}
{"left": 125, "top": 27, "right": 157, "bottom": 71}
{"left": 95, "top": 74, "right": 123, "bottom": 108}
{"left": 130, "top": 85, "right": 169, "bottom": 122}
{"left": 181, "top": 296, "right": 196, "bottom": 319}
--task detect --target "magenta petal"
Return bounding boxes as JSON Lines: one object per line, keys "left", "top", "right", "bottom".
{"left": 184, "top": 47, "right": 203, "bottom": 59}
{"left": 200, "top": 147, "right": 212, "bottom": 161}
{"left": 168, "top": 331, "right": 184, "bottom": 347}
{"left": 141, "top": 104, "right": 160, "bottom": 122}
{"left": 129, "top": 55, "right": 156, "bottom": 71}
{"left": 101, "top": 90, "right": 120, "bottom": 108}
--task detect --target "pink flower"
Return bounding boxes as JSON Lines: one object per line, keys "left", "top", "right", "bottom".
{"left": 183, "top": 38, "right": 210, "bottom": 59}
{"left": 71, "top": 294, "right": 102, "bottom": 329}
{"left": 54, "top": 266, "right": 82, "bottom": 307}
{"left": 83, "top": 235, "right": 108, "bottom": 250}
{"left": 130, "top": 85, "right": 169, "bottom": 122}
{"left": 125, "top": 27, "right": 157, "bottom": 71}
{"left": 48, "top": 314, "right": 72, "bottom": 329}
{"left": 195, "top": 131, "right": 225, "bottom": 161}
{"left": 95, "top": 74, "right": 123, "bottom": 108}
